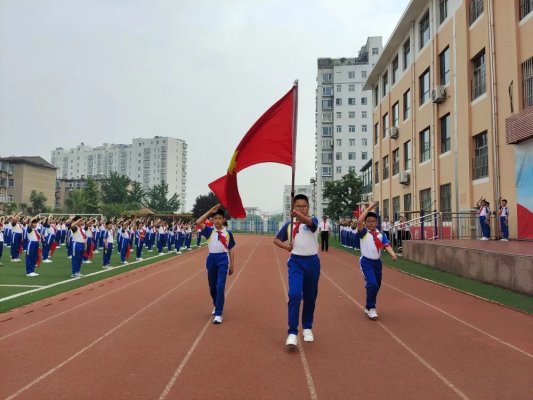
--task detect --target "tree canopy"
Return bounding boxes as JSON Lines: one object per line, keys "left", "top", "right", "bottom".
{"left": 191, "top": 191, "right": 223, "bottom": 220}
{"left": 144, "top": 180, "right": 180, "bottom": 213}
{"left": 322, "top": 171, "right": 363, "bottom": 220}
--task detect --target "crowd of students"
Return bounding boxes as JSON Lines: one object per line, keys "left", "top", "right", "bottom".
{"left": 0, "top": 213, "right": 202, "bottom": 277}
{"left": 339, "top": 214, "right": 411, "bottom": 250}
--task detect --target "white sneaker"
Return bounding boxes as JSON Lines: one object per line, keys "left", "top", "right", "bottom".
{"left": 67, "top": 255, "right": 72, "bottom": 259}
{"left": 500, "top": 238, "right": 509, "bottom": 241}
{"left": 93, "top": 250, "right": 100, "bottom": 253}
{"left": 122, "top": 261, "right": 129, "bottom": 265}
{"left": 480, "top": 237, "right": 489, "bottom": 240}
{"left": 26, "top": 272, "right": 39, "bottom": 277}
{"left": 365, "top": 308, "right": 378, "bottom": 320}
{"left": 43, "top": 259, "right": 52, "bottom": 263}
{"left": 71, "top": 273, "right": 78, "bottom": 278}
{"left": 303, "top": 329, "right": 314, "bottom": 342}
{"left": 213, "top": 316, "right": 223, "bottom": 324}
{"left": 78, "top": 273, "right": 85, "bottom": 278}
{"left": 211, "top": 307, "right": 216, "bottom": 315}
{"left": 286, "top": 334, "right": 298, "bottom": 347}
{"left": 86, "top": 260, "right": 93, "bottom": 264}
{"left": 176, "top": 251, "right": 183, "bottom": 255}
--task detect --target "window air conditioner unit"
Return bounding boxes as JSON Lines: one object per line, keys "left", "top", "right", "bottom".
{"left": 431, "top": 85, "right": 446, "bottom": 103}
{"left": 399, "top": 171, "right": 410, "bottom": 185}
{"left": 388, "top": 126, "right": 399, "bottom": 139}
{"left": 361, "top": 193, "right": 370, "bottom": 202}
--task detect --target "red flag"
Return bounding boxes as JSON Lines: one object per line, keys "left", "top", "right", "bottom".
{"left": 208, "top": 85, "right": 296, "bottom": 218}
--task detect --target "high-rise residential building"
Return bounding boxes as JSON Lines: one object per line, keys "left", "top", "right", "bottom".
{"left": 51, "top": 136, "right": 187, "bottom": 210}
{"left": 0, "top": 160, "right": 12, "bottom": 210}
{"left": 363, "top": 0, "right": 533, "bottom": 239}
{"left": 315, "top": 37, "right": 383, "bottom": 219}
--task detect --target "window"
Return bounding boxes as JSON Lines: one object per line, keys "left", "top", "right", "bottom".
{"left": 362, "top": 124, "right": 367, "bottom": 132}
{"left": 472, "top": 50, "right": 486, "bottom": 99}
{"left": 419, "top": 11, "right": 430, "bottom": 49}
{"left": 522, "top": 56, "right": 533, "bottom": 108}
{"left": 322, "top": 99, "right": 333, "bottom": 109}
{"left": 420, "top": 68, "right": 431, "bottom": 104}
{"left": 336, "top": 84, "right": 342, "bottom": 92}
{"left": 420, "top": 127, "right": 431, "bottom": 162}
{"left": 323, "top": 73, "right": 333, "bottom": 83}
{"left": 361, "top": 97, "right": 368, "bottom": 105}
{"left": 439, "top": 0, "right": 449, "bottom": 24}
{"left": 362, "top": 71, "right": 367, "bottom": 78}
{"left": 348, "top": 166, "right": 356, "bottom": 173}
{"left": 348, "top": 98, "right": 356, "bottom": 105}
{"left": 403, "top": 38, "right": 411, "bottom": 70}
{"left": 336, "top": 125, "right": 342, "bottom": 133}
{"left": 373, "top": 85, "right": 379, "bottom": 107}
{"left": 349, "top": 84, "right": 355, "bottom": 92}
{"left": 392, "top": 148, "right": 400, "bottom": 175}
{"left": 336, "top": 139, "right": 342, "bottom": 146}
{"left": 392, "top": 56, "right": 399, "bottom": 84}
{"left": 349, "top": 125, "right": 356, "bottom": 132}
{"left": 420, "top": 188, "right": 432, "bottom": 212}
{"left": 440, "top": 113, "right": 451, "bottom": 153}
{"left": 440, "top": 183, "right": 452, "bottom": 220}
{"left": 440, "top": 47, "right": 450, "bottom": 85}
{"left": 8, "top": 178, "right": 14, "bottom": 187}
{"left": 348, "top": 152, "right": 356, "bottom": 160}
{"left": 372, "top": 47, "right": 379, "bottom": 55}
{"left": 404, "top": 194, "right": 412, "bottom": 212}
{"left": 322, "top": 138, "right": 333, "bottom": 148}
{"left": 322, "top": 113, "right": 332, "bottom": 122}
{"left": 520, "top": 0, "right": 533, "bottom": 20}
{"left": 336, "top": 152, "right": 342, "bottom": 160}
{"left": 362, "top": 138, "right": 368, "bottom": 146}
{"left": 349, "top": 138, "right": 356, "bottom": 146}
{"left": 383, "top": 155, "right": 389, "bottom": 180}
{"left": 473, "top": 131, "right": 488, "bottom": 179}
{"left": 336, "top": 166, "right": 342, "bottom": 174}
{"left": 362, "top": 111, "right": 367, "bottom": 118}
{"left": 403, "top": 89, "right": 411, "bottom": 120}
{"left": 374, "top": 161, "right": 380, "bottom": 183}
{"left": 322, "top": 86, "right": 333, "bottom": 96}
{"left": 348, "top": 71, "right": 355, "bottom": 79}
{"left": 392, "top": 102, "right": 400, "bottom": 127}
{"left": 404, "top": 140, "right": 412, "bottom": 170}
{"left": 336, "top": 112, "right": 342, "bottom": 119}
{"left": 382, "top": 113, "right": 389, "bottom": 138}
{"left": 393, "top": 196, "right": 401, "bottom": 218}
{"left": 362, "top": 151, "right": 368, "bottom": 160}
{"left": 349, "top": 111, "right": 356, "bottom": 119}
{"left": 383, "top": 199, "right": 390, "bottom": 218}
{"left": 336, "top": 98, "right": 342, "bottom": 106}
{"left": 321, "top": 152, "right": 333, "bottom": 164}
{"left": 382, "top": 72, "right": 388, "bottom": 97}
{"left": 322, "top": 126, "right": 332, "bottom": 136}
{"left": 322, "top": 166, "right": 332, "bottom": 176}
{"left": 469, "top": 0, "right": 484, "bottom": 25}
{"left": 374, "top": 123, "right": 379, "bottom": 145}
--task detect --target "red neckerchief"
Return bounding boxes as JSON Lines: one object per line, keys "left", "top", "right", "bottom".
{"left": 368, "top": 229, "right": 383, "bottom": 251}
{"left": 216, "top": 230, "right": 228, "bottom": 249}
{"left": 80, "top": 228, "right": 86, "bottom": 239}
{"left": 292, "top": 221, "right": 302, "bottom": 239}
{"left": 35, "top": 230, "right": 40, "bottom": 241}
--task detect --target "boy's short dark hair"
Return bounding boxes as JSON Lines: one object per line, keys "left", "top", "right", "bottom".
{"left": 212, "top": 209, "right": 226, "bottom": 219}
{"left": 293, "top": 194, "right": 309, "bottom": 204}
{"left": 365, "top": 212, "right": 378, "bottom": 221}
{"left": 502, "top": 199, "right": 507, "bottom": 202}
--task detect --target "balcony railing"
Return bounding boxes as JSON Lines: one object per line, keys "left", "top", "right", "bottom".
{"left": 519, "top": 0, "right": 533, "bottom": 20}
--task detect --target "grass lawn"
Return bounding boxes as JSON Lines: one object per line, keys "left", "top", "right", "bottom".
{"left": 0, "top": 244, "right": 203, "bottom": 313}
{"left": 329, "top": 236, "right": 533, "bottom": 314}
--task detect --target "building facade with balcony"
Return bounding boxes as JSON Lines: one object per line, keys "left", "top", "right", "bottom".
{"left": 0, "top": 160, "right": 12, "bottom": 212}
{"left": 51, "top": 136, "right": 188, "bottom": 211}
{"left": 315, "top": 37, "right": 383, "bottom": 219}
{"left": 0, "top": 156, "right": 57, "bottom": 210}
{"left": 364, "top": 0, "right": 533, "bottom": 239}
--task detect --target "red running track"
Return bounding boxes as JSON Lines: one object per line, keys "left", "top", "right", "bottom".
{"left": 1, "top": 235, "right": 532, "bottom": 400}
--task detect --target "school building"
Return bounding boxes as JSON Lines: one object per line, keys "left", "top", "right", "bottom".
{"left": 363, "top": 0, "right": 533, "bottom": 240}
{"left": 0, "top": 156, "right": 57, "bottom": 210}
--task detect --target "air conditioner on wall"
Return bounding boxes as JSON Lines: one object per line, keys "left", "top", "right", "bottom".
{"left": 388, "top": 126, "right": 399, "bottom": 139}
{"left": 399, "top": 171, "right": 410, "bottom": 185}
{"left": 361, "top": 193, "right": 370, "bottom": 202}
{"left": 431, "top": 85, "right": 446, "bottom": 103}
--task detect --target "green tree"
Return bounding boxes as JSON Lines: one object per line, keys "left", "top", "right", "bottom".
{"left": 29, "top": 190, "right": 51, "bottom": 214}
{"left": 82, "top": 178, "right": 100, "bottom": 213}
{"left": 101, "top": 172, "right": 130, "bottom": 204}
{"left": 191, "top": 191, "right": 221, "bottom": 220}
{"left": 128, "top": 181, "right": 145, "bottom": 210}
{"left": 145, "top": 180, "right": 180, "bottom": 213}
{"left": 65, "top": 189, "right": 85, "bottom": 213}
{"left": 4, "top": 202, "right": 18, "bottom": 215}
{"left": 100, "top": 203, "right": 126, "bottom": 219}
{"left": 322, "top": 171, "right": 363, "bottom": 220}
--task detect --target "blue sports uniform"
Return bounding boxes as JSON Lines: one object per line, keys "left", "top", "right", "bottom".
{"left": 276, "top": 217, "right": 320, "bottom": 335}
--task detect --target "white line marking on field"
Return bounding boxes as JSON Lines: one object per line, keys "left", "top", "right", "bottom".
{"left": 0, "top": 252, "right": 205, "bottom": 341}
{"left": 322, "top": 270, "right": 470, "bottom": 400}
{"left": 158, "top": 239, "right": 258, "bottom": 400}
{"left": 0, "top": 285, "right": 44, "bottom": 288}
{"left": 274, "top": 248, "right": 318, "bottom": 400}
{"left": 331, "top": 252, "right": 533, "bottom": 360}
{"left": 4, "top": 269, "right": 203, "bottom": 400}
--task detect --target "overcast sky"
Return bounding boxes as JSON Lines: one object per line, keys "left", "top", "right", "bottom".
{"left": 0, "top": 0, "right": 409, "bottom": 213}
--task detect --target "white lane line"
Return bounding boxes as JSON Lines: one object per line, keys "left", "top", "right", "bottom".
{"left": 4, "top": 269, "right": 204, "bottom": 400}
{"left": 274, "top": 248, "right": 318, "bottom": 400}
{"left": 0, "top": 252, "right": 205, "bottom": 341}
{"left": 159, "top": 239, "right": 259, "bottom": 400}
{"left": 331, "top": 252, "right": 533, "bottom": 360}
{"left": 321, "top": 270, "right": 470, "bottom": 400}
{"left": 0, "top": 285, "right": 44, "bottom": 288}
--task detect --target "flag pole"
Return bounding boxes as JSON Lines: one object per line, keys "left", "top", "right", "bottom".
{"left": 290, "top": 80, "right": 299, "bottom": 244}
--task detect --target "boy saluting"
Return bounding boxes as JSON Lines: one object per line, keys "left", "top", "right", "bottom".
{"left": 356, "top": 201, "right": 397, "bottom": 320}
{"left": 274, "top": 194, "right": 320, "bottom": 348}
{"left": 196, "top": 203, "right": 235, "bottom": 324}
